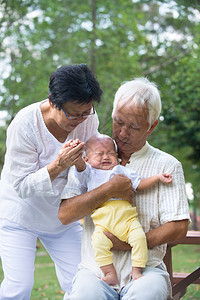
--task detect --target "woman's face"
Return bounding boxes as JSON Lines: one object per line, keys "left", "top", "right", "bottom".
{"left": 55, "top": 101, "right": 94, "bottom": 133}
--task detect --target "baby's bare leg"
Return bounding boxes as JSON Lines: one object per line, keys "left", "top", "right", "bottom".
{"left": 132, "top": 267, "right": 143, "bottom": 281}
{"left": 100, "top": 264, "right": 118, "bottom": 285}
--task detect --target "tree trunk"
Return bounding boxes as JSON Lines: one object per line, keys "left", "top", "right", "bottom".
{"left": 90, "top": 0, "right": 96, "bottom": 73}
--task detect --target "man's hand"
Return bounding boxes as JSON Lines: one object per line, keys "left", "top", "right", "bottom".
{"left": 104, "top": 232, "right": 131, "bottom": 251}
{"left": 107, "top": 174, "right": 134, "bottom": 203}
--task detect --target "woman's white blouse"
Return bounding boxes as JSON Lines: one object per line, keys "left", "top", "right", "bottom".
{"left": 0, "top": 100, "right": 99, "bottom": 233}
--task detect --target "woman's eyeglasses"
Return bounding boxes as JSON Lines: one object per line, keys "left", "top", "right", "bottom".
{"left": 61, "top": 104, "right": 95, "bottom": 120}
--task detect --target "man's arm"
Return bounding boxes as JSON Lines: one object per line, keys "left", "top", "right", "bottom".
{"left": 107, "top": 219, "right": 189, "bottom": 251}
{"left": 146, "top": 219, "right": 189, "bottom": 249}
{"left": 59, "top": 174, "right": 134, "bottom": 225}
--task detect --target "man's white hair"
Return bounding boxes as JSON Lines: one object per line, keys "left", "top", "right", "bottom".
{"left": 112, "top": 77, "right": 162, "bottom": 127}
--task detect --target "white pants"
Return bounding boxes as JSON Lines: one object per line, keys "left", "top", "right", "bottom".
{"left": 65, "top": 266, "right": 172, "bottom": 300}
{"left": 0, "top": 220, "right": 82, "bottom": 300}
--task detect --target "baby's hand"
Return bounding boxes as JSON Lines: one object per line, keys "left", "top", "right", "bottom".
{"left": 68, "top": 139, "right": 86, "bottom": 172}
{"left": 69, "top": 139, "right": 82, "bottom": 148}
{"left": 68, "top": 139, "right": 86, "bottom": 171}
{"left": 159, "top": 173, "right": 173, "bottom": 184}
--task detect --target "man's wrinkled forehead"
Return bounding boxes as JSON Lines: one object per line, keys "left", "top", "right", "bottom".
{"left": 113, "top": 99, "right": 148, "bottom": 118}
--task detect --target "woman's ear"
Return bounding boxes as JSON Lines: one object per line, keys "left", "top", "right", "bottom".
{"left": 48, "top": 98, "right": 54, "bottom": 108}
{"left": 147, "top": 120, "right": 158, "bottom": 135}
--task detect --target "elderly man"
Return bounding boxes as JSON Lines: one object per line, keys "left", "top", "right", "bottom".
{"left": 59, "top": 77, "right": 190, "bottom": 300}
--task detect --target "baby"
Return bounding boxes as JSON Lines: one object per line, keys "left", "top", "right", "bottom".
{"left": 71, "top": 134, "right": 172, "bottom": 285}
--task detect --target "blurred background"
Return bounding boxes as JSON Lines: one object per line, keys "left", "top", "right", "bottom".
{"left": 0, "top": 0, "right": 199, "bottom": 230}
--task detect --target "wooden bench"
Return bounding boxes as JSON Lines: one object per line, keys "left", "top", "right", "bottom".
{"left": 163, "top": 231, "right": 200, "bottom": 299}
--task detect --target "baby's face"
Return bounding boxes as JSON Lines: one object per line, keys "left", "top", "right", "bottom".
{"left": 85, "top": 139, "right": 118, "bottom": 170}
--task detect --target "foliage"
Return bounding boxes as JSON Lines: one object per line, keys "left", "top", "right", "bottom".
{"left": 0, "top": 0, "right": 200, "bottom": 211}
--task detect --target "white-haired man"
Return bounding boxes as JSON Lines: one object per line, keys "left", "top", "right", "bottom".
{"left": 59, "top": 77, "right": 190, "bottom": 300}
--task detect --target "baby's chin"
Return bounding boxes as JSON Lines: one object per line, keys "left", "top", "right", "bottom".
{"left": 91, "top": 162, "right": 118, "bottom": 170}
{"left": 100, "top": 163, "right": 116, "bottom": 170}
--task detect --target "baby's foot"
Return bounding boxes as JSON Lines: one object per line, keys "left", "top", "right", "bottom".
{"left": 102, "top": 272, "right": 118, "bottom": 285}
{"left": 132, "top": 267, "right": 143, "bottom": 281}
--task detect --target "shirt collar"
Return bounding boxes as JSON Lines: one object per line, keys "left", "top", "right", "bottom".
{"left": 129, "top": 142, "right": 150, "bottom": 160}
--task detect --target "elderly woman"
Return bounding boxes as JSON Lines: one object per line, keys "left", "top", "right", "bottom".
{"left": 0, "top": 64, "right": 106, "bottom": 298}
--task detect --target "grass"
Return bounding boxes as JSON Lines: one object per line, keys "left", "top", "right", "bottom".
{"left": 171, "top": 244, "right": 200, "bottom": 299}
{"left": 0, "top": 241, "right": 199, "bottom": 299}
{"left": 0, "top": 242, "right": 63, "bottom": 299}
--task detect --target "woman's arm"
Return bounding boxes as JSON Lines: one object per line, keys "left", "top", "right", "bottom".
{"left": 59, "top": 174, "right": 134, "bottom": 225}
{"left": 6, "top": 117, "right": 85, "bottom": 198}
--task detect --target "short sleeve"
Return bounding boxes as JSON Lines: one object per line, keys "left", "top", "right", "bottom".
{"left": 61, "top": 166, "right": 87, "bottom": 199}
{"left": 74, "top": 164, "right": 91, "bottom": 189}
{"left": 159, "top": 163, "right": 190, "bottom": 224}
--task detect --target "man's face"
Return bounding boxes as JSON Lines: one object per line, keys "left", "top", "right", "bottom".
{"left": 113, "top": 101, "right": 151, "bottom": 156}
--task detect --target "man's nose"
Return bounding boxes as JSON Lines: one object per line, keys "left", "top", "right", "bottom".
{"left": 120, "top": 126, "right": 129, "bottom": 138}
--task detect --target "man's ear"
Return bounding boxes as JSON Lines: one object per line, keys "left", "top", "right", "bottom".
{"left": 83, "top": 155, "right": 88, "bottom": 162}
{"left": 147, "top": 120, "right": 158, "bottom": 135}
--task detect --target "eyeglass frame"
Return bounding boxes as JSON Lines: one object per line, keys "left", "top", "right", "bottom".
{"left": 61, "top": 104, "right": 95, "bottom": 120}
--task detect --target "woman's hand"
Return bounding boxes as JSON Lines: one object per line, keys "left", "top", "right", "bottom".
{"left": 48, "top": 139, "right": 85, "bottom": 181}
{"left": 57, "top": 139, "right": 85, "bottom": 168}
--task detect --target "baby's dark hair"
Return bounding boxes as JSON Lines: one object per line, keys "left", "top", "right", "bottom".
{"left": 49, "top": 64, "right": 103, "bottom": 109}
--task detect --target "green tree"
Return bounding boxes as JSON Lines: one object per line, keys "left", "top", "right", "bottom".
{"left": 0, "top": 0, "right": 199, "bottom": 219}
